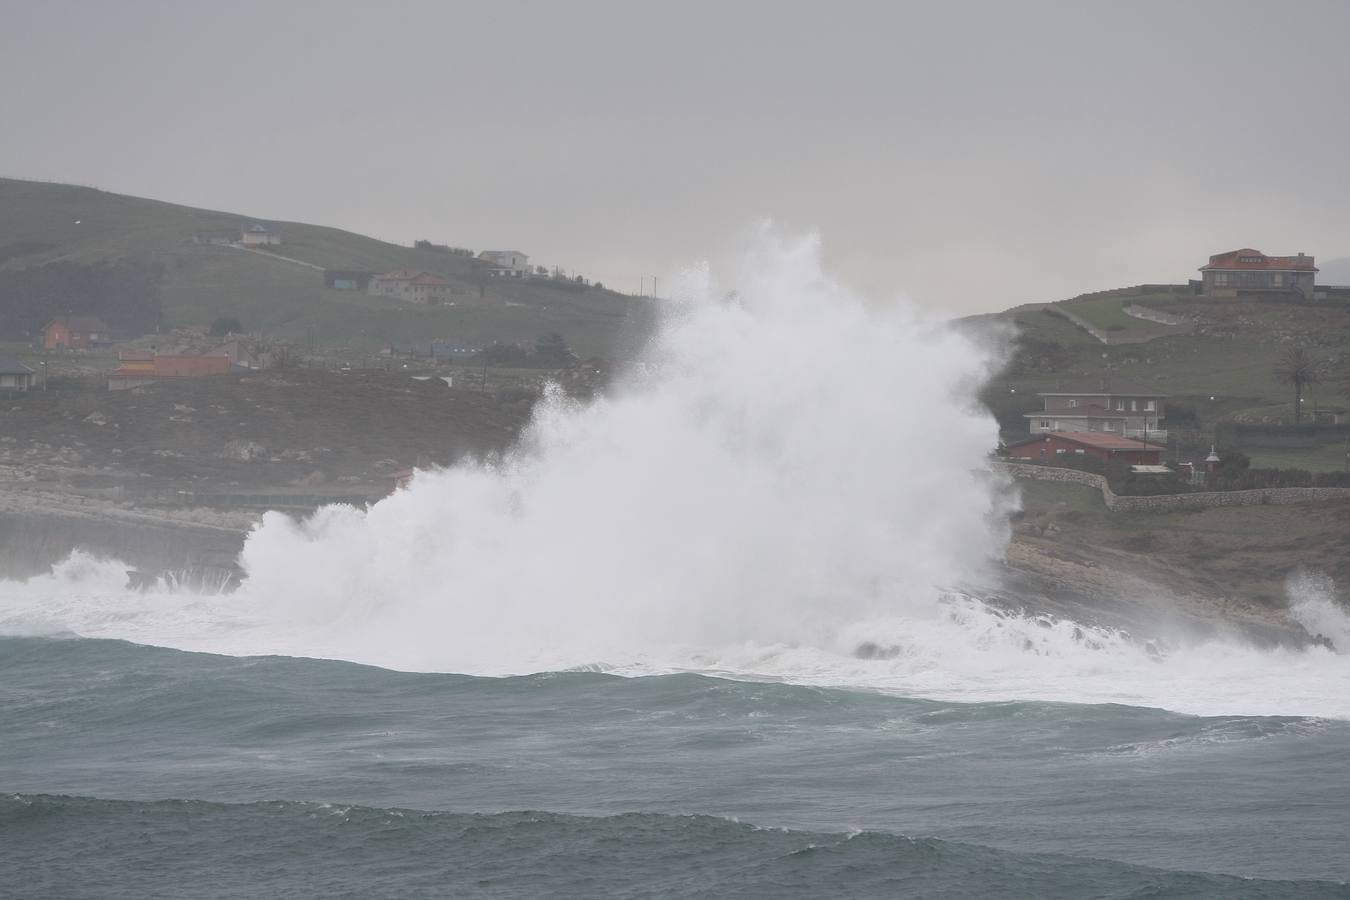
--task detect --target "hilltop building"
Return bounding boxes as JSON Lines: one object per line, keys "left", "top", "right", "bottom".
{"left": 368, "top": 270, "right": 454, "bottom": 304}
{"left": 1025, "top": 377, "right": 1166, "bottom": 441}
{"left": 1200, "top": 249, "right": 1316, "bottom": 298}
{"left": 0, "top": 355, "right": 36, "bottom": 391}
{"left": 477, "top": 250, "right": 530, "bottom": 276}
{"left": 1006, "top": 432, "right": 1165, "bottom": 466}
{"left": 43, "top": 316, "right": 112, "bottom": 350}
{"left": 240, "top": 222, "right": 282, "bottom": 246}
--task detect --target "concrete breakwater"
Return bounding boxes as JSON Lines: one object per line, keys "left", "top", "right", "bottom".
{"left": 996, "top": 461, "right": 1350, "bottom": 512}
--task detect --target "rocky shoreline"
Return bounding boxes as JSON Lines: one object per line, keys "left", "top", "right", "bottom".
{"left": 1, "top": 483, "right": 1332, "bottom": 652}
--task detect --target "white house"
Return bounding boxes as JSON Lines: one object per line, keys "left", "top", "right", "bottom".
{"left": 241, "top": 222, "right": 282, "bottom": 246}
{"left": 477, "top": 250, "right": 530, "bottom": 276}
{"left": 0, "top": 355, "right": 35, "bottom": 391}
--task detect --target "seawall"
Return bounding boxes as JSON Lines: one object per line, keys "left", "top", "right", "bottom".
{"left": 996, "top": 461, "right": 1350, "bottom": 512}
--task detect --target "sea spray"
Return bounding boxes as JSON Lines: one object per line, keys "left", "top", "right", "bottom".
{"left": 1287, "top": 570, "right": 1350, "bottom": 653}
{"left": 230, "top": 229, "right": 1011, "bottom": 668}
{"left": 5, "top": 231, "right": 1350, "bottom": 718}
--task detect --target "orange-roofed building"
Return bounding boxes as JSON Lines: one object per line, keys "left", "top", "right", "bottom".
{"left": 1200, "top": 249, "right": 1317, "bottom": 298}
{"left": 108, "top": 351, "right": 233, "bottom": 390}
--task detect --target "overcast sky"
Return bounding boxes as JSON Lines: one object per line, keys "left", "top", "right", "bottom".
{"left": 3, "top": 0, "right": 1349, "bottom": 313}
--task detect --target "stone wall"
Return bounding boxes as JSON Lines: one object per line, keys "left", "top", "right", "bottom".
{"left": 995, "top": 461, "right": 1350, "bottom": 513}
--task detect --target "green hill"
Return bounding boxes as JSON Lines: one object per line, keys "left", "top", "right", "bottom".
{"left": 0, "top": 178, "right": 652, "bottom": 357}
{"left": 975, "top": 287, "right": 1350, "bottom": 469}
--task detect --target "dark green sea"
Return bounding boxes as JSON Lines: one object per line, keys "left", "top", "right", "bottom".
{"left": 3, "top": 635, "right": 1349, "bottom": 898}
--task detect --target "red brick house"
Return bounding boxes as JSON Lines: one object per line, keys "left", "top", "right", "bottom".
{"left": 43, "top": 316, "right": 112, "bottom": 350}
{"left": 1200, "top": 249, "right": 1316, "bottom": 298}
{"left": 1006, "top": 432, "right": 1165, "bottom": 466}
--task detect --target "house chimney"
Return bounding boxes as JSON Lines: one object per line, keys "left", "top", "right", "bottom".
{"left": 1205, "top": 446, "right": 1221, "bottom": 475}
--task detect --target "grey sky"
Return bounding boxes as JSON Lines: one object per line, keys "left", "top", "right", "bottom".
{"left": 4, "top": 0, "right": 1349, "bottom": 313}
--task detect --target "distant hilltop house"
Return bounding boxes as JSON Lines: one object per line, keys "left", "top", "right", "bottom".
{"left": 1005, "top": 431, "right": 1165, "bottom": 466}
{"left": 0, "top": 354, "right": 36, "bottom": 391}
{"left": 1025, "top": 377, "right": 1166, "bottom": 441}
{"left": 368, "top": 270, "right": 455, "bottom": 304}
{"left": 323, "top": 270, "right": 374, "bottom": 291}
{"left": 477, "top": 250, "right": 530, "bottom": 276}
{"left": 240, "top": 221, "right": 282, "bottom": 246}
{"left": 108, "top": 349, "right": 234, "bottom": 391}
{"left": 43, "top": 316, "right": 112, "bottom": 351}
{"left": 1200, "top": 249, "right": 1316, "bottom": 298}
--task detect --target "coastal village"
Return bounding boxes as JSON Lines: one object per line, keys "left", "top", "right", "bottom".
{"left": 3, "top": 176, "right": 1350, "bottom": 617}
{"left": 3, "top": 235, "right": 1348, "bottom": 509}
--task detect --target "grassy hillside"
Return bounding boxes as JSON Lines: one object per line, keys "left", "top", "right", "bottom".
{"left": 0, "top": 178, "right": 652, "bottom": 357}
{"left": 975, "top": 287, "right": 1350, "bottom": 478}
{"left": 986, "top": 295, "right": 1350, "bottom": 415}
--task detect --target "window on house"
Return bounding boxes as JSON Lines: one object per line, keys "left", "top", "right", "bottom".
{"left": 1069, "top": 399, "right": 1078, "bottom": 407}
{"left": 1056, "top": 448, "right": 1066, "bottom": 454}
{"left": 1075, "top": 448, "right": 1085, "bottom": 454}
{"left": 1040, "top": 419, "right": 1050, "bottom": 428}
{"left": 1116, "top": 401, "right": 1124, "bottom": 410}
{"left": 1146, "top": 400, "right": 1155, "bottom": 411}
{"left": 1130, "top": 400, "right": 1137, "bottom": 411}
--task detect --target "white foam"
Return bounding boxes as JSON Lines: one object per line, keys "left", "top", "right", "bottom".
{"left": 3, "top": 229, "right": 1349, "bottom": 719}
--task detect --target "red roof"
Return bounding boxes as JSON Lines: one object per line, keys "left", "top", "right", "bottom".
{"left": 1200, "top": 249, "right": 1317, "bottom": 272}
{"left": 1047, "top": 431, "right": 1166, "bottom": 450}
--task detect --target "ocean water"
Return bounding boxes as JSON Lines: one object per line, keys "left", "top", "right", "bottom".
{"left": 3, "top": 636, "right": 1350, "bottom": 897}
{"left": 4, "top": 232, "right": 1350, "bottom": 896}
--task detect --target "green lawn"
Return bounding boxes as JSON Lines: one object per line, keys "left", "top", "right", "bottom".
{"left": 1014, "top": 479, "right": 1107, "bottom": 515}
{"left": 1243, "top": 443, "right": 1350, "bottom": 473}
{"left": 1060, "top": 295, "right": 1169, "bottom": 335}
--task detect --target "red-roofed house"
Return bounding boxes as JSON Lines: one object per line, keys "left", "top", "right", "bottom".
{"left": 1200, "top": 249, "right": 1317, "bottom": 298}
{"left": 368, "top": 270, "right": 455, "bottom": 304}
{"left": 43, "top": 316, "right": 112, "bottom": 350}
{"left": 1006, "top": 432, "right": 1165, "bottom": 466}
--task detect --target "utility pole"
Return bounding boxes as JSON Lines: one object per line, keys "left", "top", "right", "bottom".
{"left": 652, "top": 276, "right": 658, "bottom": 299}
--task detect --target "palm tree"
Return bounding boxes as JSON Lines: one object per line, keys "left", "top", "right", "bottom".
{"left": 1273, "top": 347, "right": 1323, "bottom": 424}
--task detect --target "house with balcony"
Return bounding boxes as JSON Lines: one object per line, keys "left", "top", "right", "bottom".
{"left": 1199, "top": 249, "right": 1316, "bottom": 298}
{"left": 1024, "top": 376, "right": 1167, "bottom": 441}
